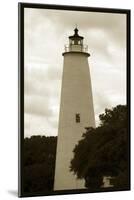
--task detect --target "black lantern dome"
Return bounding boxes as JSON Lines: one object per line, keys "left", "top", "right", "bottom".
{"left": 69, "top": 28, "right": 84, "bottom": 45}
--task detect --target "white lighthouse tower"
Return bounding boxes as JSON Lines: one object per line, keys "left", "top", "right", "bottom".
{"left": 54, "top": 28, "right": 95, "bottom": 191}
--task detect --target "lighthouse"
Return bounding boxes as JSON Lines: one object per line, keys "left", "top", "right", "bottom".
{"left": 54, "top": 28, "right": 95, "bottom": 191}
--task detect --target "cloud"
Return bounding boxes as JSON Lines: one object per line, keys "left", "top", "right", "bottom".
{"left": 24, "top": 8, "right": 126, "bottom": 137}
{"left": 24, "top": 95, "right": 53, "bottom": 116}
{"left": 24, "top": 113, "right": 58, "bottom": 137}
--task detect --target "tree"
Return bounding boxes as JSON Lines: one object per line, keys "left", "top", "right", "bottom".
{"left": 70, "top": 105, "right": 129, "bottom": 190}
{"left": 23, "top": 136, "right": 57, "bottom": 194}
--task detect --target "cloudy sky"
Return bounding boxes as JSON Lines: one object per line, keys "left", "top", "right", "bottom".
{"left": 24, "top": 8, "right": 126, "bottom": 138}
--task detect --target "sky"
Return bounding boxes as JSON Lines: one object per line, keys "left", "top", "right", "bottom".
{"left": 24, "top": 8, "right": 126, "bottom": 138}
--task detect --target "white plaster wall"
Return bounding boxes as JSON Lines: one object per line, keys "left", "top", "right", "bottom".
{"left": 54, "top": 52, "right": 95, "bottom": 190}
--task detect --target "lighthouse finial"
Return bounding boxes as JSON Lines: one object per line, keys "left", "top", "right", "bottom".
{"left": 74, "top": 24, "right": 79, "bottom": 36}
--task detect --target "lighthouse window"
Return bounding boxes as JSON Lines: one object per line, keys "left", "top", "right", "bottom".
{"left": 76, "top": 114, "right": 80, "bottom": 123}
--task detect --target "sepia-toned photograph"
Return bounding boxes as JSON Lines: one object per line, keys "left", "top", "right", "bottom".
{"left": 19, "top": 3, "right": 130, "bottom": 197}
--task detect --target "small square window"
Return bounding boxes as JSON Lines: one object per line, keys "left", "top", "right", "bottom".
{"left": 76, "top": 114, "right": 80, "bottom": 123}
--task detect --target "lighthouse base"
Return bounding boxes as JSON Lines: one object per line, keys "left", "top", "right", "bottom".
{"left": 54, "top": 172, "right": 85, "bottom": 191}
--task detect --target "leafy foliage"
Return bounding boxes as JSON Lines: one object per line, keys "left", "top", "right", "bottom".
{"left": 23, "top": 136, "right": 57, "bottom": 194}
{"left": 70, "top": 105, "right": 129, "bottom": 190}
